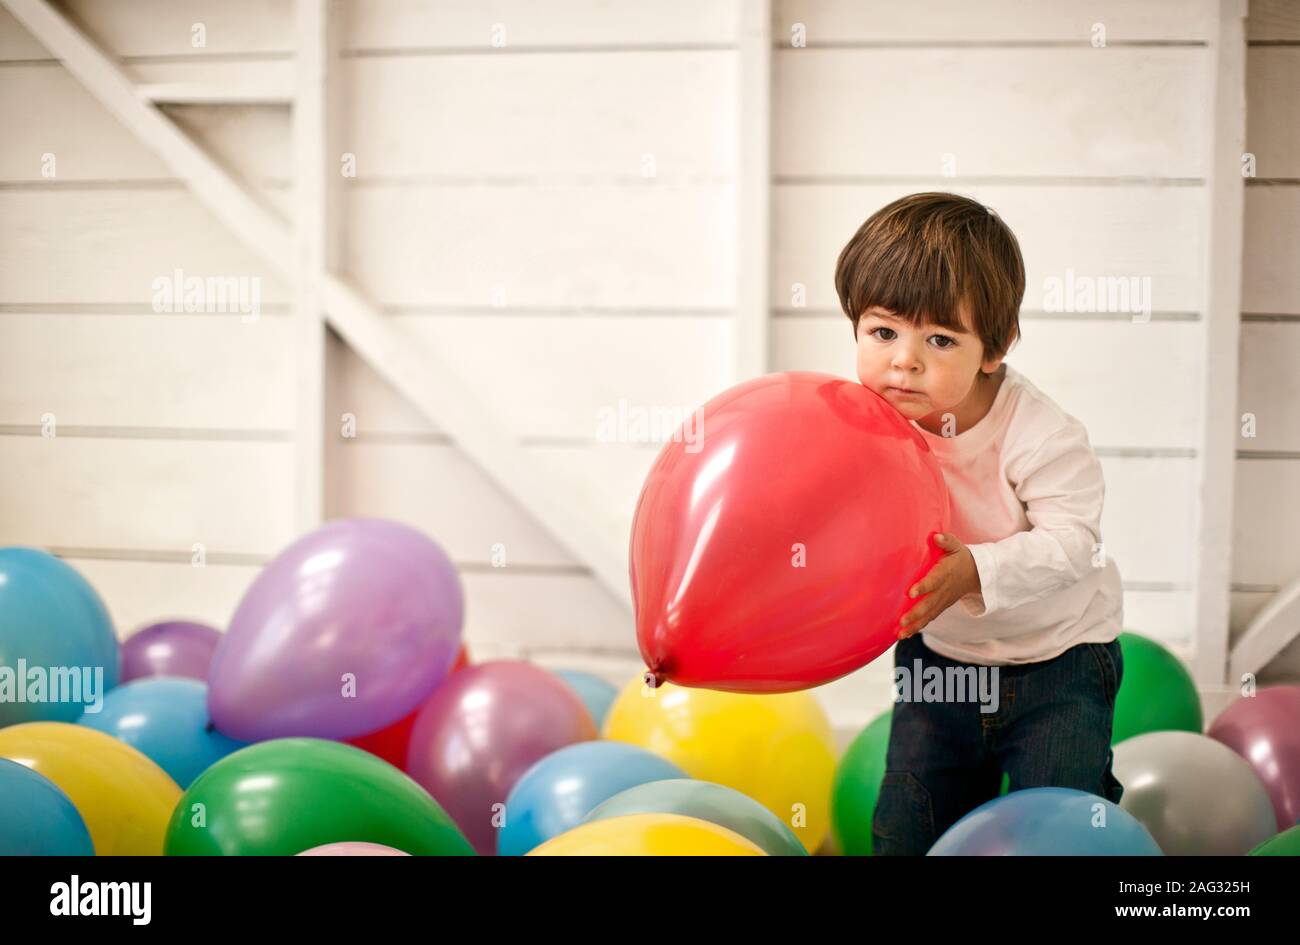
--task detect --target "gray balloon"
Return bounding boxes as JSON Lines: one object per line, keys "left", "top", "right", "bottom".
{"left": 1113, "top": 730, "right": 1276, "bottom": 856}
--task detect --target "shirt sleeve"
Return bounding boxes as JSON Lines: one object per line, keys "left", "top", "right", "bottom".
{"left": 955, "top": 418, "right": 1106, "bottom": 625}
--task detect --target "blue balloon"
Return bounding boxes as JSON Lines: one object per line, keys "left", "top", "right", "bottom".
{"left": 77, "top": 678, "right": 246, "bottom": 788}
{"left": 553, "top": 669, "right": 618, "bottom": 730}
{"left": 500, "top": 741, "right": 687, "bottom": 855}
{"left": 929, "top": 787, "right": 1164, "bottom": 856}
{"left": 0, "top": 757, "right": 94, "bottom": 855}
{"left": 0, "top": 547, "right": 120, "bottom": 726}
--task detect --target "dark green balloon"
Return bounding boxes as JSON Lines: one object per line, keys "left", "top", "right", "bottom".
{"left": 582, "top": 778, "right": 808, "bottom": 856}
{"left": 832, "top": 710, "right": 1009, "bottom": 856}
{"left": 164, "top": 738, "right": 475, "bottom": 855}
{"left": 1249, "top": 825, "right": 1300, "bottom": 856}
{"left": 1113, "top": 631, "right": 1202, "bottom": 745}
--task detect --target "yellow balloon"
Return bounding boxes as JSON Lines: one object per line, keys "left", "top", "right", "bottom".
{"left": 528, "top": 813, "right": 766, "bottom": 856}
{"left": 0, "top": 722, "right": 182, "bottom": 855}
{"left": 602, "top": 678, "right": 835, "bottom": 853}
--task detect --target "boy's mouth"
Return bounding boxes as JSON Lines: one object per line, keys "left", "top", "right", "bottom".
{"left": 886, "top": 386, "right": 924, "bottom": 398}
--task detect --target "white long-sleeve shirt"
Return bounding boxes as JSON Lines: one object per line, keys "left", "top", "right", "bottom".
{"left": 906, "top": 362, "right": 1124, "bottom": 665}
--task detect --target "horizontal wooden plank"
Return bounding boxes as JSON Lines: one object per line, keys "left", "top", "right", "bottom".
{"left": 328, "top": 439, "right": 666, "bottom": 568}
{"left": 0, "top": 190, "right": 291, "bottom": 304}
{"left": 1239, "top": 321, "right": 1300, "bottom": 453}
{"left": 1233, "top": 457, "right": 1300, "bottom": 586}
{"left": 775, "top": 0, "right": 1216, "bottom": 43}
{"left": 345, "top": 184, "right": 734, "bottom": 308}
{"left": 1243, "top": 185, "right": 1300, "bottom": 314}
{"left": 0, "top": 313, "right": 295, "bottom": 429}
{"left": 1246, "top": 48, "right": 1300, "bottom": 178}
{"left": 326, "top": 315, "right": 733, "bottom": 439}
{"left": 66, "top": 555, "right": 633, "bottom": 656}
{"left": 1099, "top": 456, "right": 1197, "bottom": 586}
{"left": 0, "top": 65, "right": 283, "bottom": 184}
{"left": 61, "top": 556, "right": 258, "bottom": 637}
{"left": 0, "top": 436, "right": 296, "bottom": 555}
{"left": 772, "top": 317, "right": 1204, "bottom": 450}
{"left": 775, "top": 48, "right": 1209, "bottom": 179}
{"left": 0, "top": 0, "right": 292, "bottom": 60}
{"left": 0, "top": 64, "right": 172, "bottom": 179}
{"left": 328, "top": 441, "right": 629, "bottom": 568}
{"left": 342, "top": 52, "right": 733, "bottom": 179}
{"left": 774, "top": 183, "right": 1207, "bottom": 315}
{"left": 340, "top": 0, "right": 736, "bottom": 49}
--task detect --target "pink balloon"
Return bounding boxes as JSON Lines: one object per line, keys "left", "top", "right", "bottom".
{"left": 208, "top": 518, "right": 463, "bottom": 741}
{"left": 1208, "top": 684, "right": 1300, "bottom": 832}
{"left": 405, "top": 661, "right": 598, "bottom": 855}
{"left": 297, "top": 842, "right": 410, "bottom": 856}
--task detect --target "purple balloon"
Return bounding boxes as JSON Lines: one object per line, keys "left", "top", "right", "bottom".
{"left": 1208, "top": 685, "right": 1300, "bottom": 832}
{"left": 120, "top": 621, "right": 221, "bottom": 683}
{"left": 208, "top": 518, "right": 463, "bottom": 741}
{"left": 406, "top": 661, "right": 598, "bottom": 855}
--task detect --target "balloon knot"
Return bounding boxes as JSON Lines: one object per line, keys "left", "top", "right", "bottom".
{"left": 204, "top": 721, "right": 216, "bottom": 734}
{"left": 644, "top": 668, "right": 665, "bottom": 689}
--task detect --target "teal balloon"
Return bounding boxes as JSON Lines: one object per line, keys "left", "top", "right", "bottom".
{"left": 0, "top": 547, "right": 119, "bottom": 726}
{"left": 77, "top": 678, "right": 246, "bottom": 788}
{"left": 499, "top": 741, "right": 686, "bottom": 855}
{"left": 0, "top": 757, "right": 95, "bottom": 855}
{"left": 930, "top": 787, "right": 1163, "bottom": 856}
{"left": 553, "top": 669, "right": 617, "bottom": 729}
{"left": 584, "top": 778, "right": 809, "bottom": 856}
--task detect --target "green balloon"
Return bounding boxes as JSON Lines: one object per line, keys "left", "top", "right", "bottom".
{"left": 832, "top": 711, "right": 891, "bottom": 856}
{"left": 1249, "top": 825, "right": 1300, "bottom": 856}
{"left": 582, "top": 778, "right": 808, "bottom": 856}
{"left": 1113, "top": 631, "right": 1202, "bottom": 745}
{"left": 164, "top": 738, "right": 475, "bottom": 855}
{"left": 832, "top": 710, "right": 1010, "bottom": 856}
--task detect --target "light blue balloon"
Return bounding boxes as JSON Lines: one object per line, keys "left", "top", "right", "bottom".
{"left": 500, "top": 741, "right": 686, "bottom": 855}
{"left": 553, "top": 669, "right": 618, "bottom": 730}
{"left": 583, "top": 778, "right": 809, "bottom": 856}
{"left": 77, "top": 678, "right": 246, "bottom": 788}
{"left": 0, "top": 757, "right": 94, "bottom": 855}
{"left": 0, "top": 547, "right": 120, "bottom": 726}
{"left": 929, "top": 787, "right": 1164, "bottom": 856}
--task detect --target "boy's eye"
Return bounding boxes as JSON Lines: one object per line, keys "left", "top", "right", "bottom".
{"left": 866, "top": 326, "right": 957, "bottom": 349}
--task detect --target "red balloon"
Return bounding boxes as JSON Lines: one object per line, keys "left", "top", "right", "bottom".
{"left": 630, "top": 372, "right": 949, "bottom": 693}
{"left": 345, "top": 643, "right": 470, "bottom": 769}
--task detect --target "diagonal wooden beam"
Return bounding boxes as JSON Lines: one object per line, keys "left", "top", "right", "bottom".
{"left": 3, "top": 0, "right": 632, "bottom": 605}
{"left": 1230, "top": 575, "right": 1300, "bottom": 681}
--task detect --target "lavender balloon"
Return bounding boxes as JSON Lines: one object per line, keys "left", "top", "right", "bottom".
{"left": 406, "top": 661, "right": 598, "bottom": 855}
{"left": 208, "top": 518, "right": 463, "bottom": 742}
{"left": 1208, "top": 685, "right": 1300, "bottom": 832}
{"left": 121, "top": 621, "right": 221, "bottom": 683}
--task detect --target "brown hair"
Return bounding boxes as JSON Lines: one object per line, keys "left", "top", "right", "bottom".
{"left": 834, "top": 192, "right": 1024, "bottom": 364}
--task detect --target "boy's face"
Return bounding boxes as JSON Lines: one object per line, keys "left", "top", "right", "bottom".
{"left": 854, "top": 301, "right": 1005, "bottom": 426}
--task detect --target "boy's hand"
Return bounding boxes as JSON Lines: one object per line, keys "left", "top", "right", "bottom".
{"left": 897, "top": 533, "right": 982, "bottom": 639}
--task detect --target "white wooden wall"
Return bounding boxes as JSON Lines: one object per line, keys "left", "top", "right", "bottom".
{"left": 0, "top": 1, "right": 1295, "bottom": 738}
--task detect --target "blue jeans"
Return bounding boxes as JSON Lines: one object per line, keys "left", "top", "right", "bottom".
{"left": 872, "top": 633, "right": 1124, "bottom": 856}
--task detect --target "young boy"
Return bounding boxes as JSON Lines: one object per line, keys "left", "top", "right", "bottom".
{"left": 834, "top": 192, "right": 1126, "bottom": 856}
